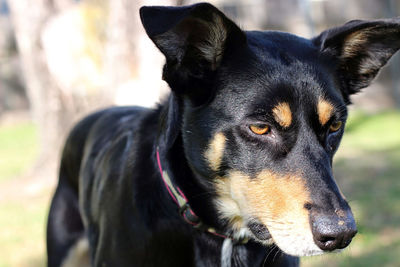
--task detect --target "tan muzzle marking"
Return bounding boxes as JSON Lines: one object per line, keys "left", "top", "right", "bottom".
{"left": 216, "top": 170, "right": 312, "bottom": 237}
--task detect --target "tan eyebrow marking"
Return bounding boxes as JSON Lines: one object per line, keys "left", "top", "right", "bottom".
{"left": 204, "top": 132, "right": 226, "bottom": 172}
{"left": 272, "top": 102, "right": 292, "bottom": 128}
{"left": 317, "top": 99, "right": 334, "bottom": 126}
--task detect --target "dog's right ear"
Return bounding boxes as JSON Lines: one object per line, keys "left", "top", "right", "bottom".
{"left": 140, "top": 3, "right": 246, "bottom": 105}
{"left": 313, "top": 18, "right": 400, "bottom": 102}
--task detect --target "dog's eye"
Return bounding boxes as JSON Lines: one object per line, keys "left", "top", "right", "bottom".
{"left": 249, "top": 124, "right": 270, "bottom": 135}
{"left": 329, "top": 121, "right": 342, "bottom": 132}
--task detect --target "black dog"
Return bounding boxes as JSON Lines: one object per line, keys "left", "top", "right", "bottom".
{"left": 47, "top": 3, "right": 400, "bottom": 267}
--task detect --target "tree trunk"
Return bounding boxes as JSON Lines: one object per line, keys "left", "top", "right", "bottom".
{"left": 104, "top": 0, "right": 176, "bottom": 107}
{"left": 8, "top": 0, "right": 73, "bottom": 162}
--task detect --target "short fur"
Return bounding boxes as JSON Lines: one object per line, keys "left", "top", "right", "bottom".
{"left": 47, "top": 3, "right": 400, "bottom": 267}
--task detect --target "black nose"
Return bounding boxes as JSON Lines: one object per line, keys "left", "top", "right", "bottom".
{"left": 311, "top": 212, "right": 357, "bottom": 251}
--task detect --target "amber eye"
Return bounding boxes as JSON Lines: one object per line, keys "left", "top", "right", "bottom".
{"left": 249, "top": 124, "right": 270, "bottom": 135}
{"left": 329, "top": 121, "right": 342, "bottom": 132}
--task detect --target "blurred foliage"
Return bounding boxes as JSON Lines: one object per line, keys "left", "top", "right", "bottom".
{"left": 0, "top": 123, "right": 38, "bottom": 182}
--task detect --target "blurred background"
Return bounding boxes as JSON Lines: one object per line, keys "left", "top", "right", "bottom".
{"left": 0, "top": 0, "right": 399, "bottom": 266}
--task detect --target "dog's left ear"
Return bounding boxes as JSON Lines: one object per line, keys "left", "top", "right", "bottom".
{"left": 313, "top": 18, "right": 400, "bottom": 101}
{"left": 140, "top": 3, "right": 246, "bottom": 105}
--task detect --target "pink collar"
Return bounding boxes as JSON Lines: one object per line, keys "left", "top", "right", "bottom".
{"left": 156, "top": 148, "right": 228, "bottom": 238}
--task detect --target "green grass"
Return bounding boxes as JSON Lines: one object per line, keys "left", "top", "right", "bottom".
{"left": 0, "top": 122, "right": 44, "bottom": 267}
{"left": 342, "top": 110, "right": 400, "bottom": 151}
{"left": 0, "top": 122, "right": 38, "bottom": 182}
{"left": 0, "top": 196, "right": 48, "bottom": 267}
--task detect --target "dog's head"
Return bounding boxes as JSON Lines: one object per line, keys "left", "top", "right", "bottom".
{"left": 140, "top": 3, "right": 400, "bottom": 257}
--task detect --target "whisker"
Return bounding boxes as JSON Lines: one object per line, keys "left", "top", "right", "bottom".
{"left": 263, "top": 244, "right": 278, "bottom": 266}
{"left": 272, "top": 247, "right": 282, "bottom": 262}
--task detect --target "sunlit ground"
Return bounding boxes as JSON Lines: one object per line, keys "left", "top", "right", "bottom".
{"left": 0, "top": 111, "right": 399, "bottom": 267}
{"left": 0, "top": 123, "right": 38, "bottom": 183}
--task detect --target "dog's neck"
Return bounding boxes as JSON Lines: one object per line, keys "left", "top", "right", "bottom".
{"left": 155, "top": 143, "right": 238, "bottom": 240}
{"left": 156, "top": 146, "right": 258, "bottom": 266}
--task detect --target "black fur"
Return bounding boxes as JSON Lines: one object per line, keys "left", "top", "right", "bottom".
{"left": 47, "top": 3, "right": 400, "bottom": 267}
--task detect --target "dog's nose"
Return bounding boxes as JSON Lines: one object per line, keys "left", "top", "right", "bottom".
{"left": 311, "top": 212, "right": 357, "bottom": 251}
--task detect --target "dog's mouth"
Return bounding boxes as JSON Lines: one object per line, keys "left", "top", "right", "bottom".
{"left": 247, "top": 221, "right": 272, "bottom": 241}
{"left": 243, "top": 218, "right": 324, "bottom": 257}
